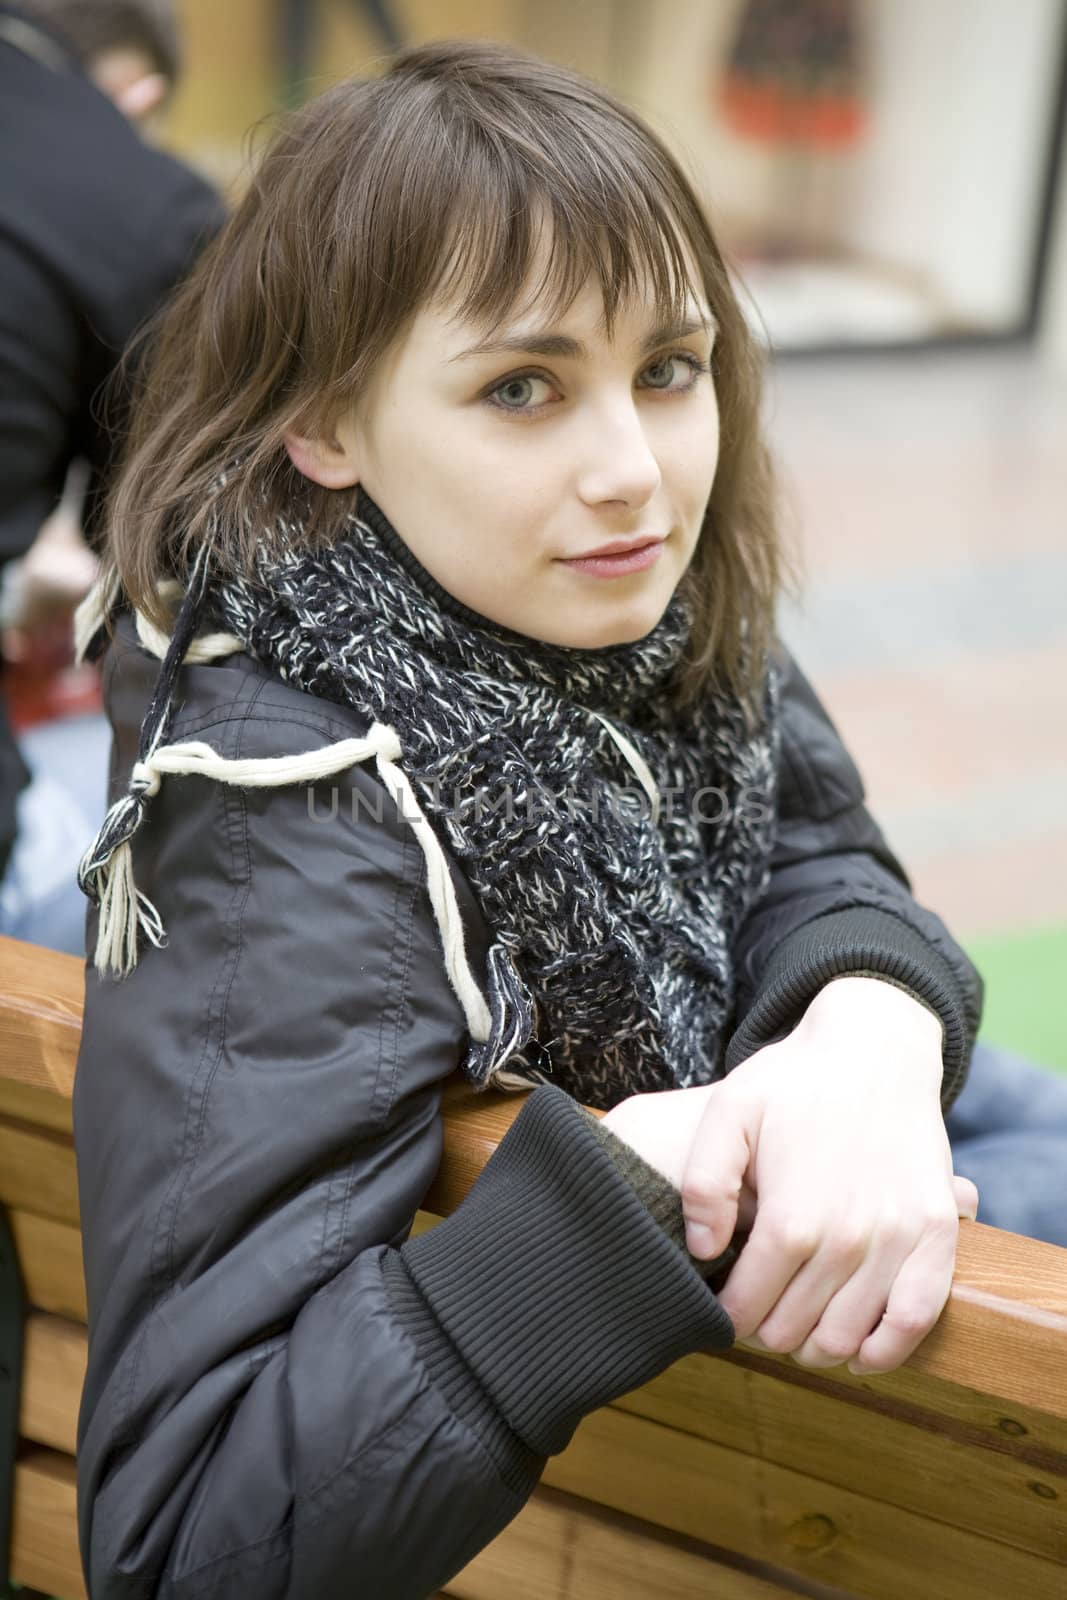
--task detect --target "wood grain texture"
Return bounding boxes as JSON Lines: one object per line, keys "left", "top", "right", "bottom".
{"left": 10, "top": 1207, "right": 87, "bottom": 1321}
{"left": 22, "top": 1312, "right": 88, "bottom": 1456}
{"left": 613, "top": 1351, "right": 1066, "bottom": 1564}
{"left": 11, "top": 1449, "right": 85, "bottom": 1600}
{"left": 0, "top": 1071, "right": 73, "bottom": 1131}
{"left": 544, "top": 1406, "right": 1067, "bottom": 1600}
{"left": 0, "top": 933, "right": 82, "bottom": 1098}
{"left": 0, "top": 1114, "right": 79, "bottom": 1223}
{"left": 447, "top": 1485, "right": 808, "bottom": 1600}
{"left": 421, "top": 1077, "right": 533, "bottom": 1214}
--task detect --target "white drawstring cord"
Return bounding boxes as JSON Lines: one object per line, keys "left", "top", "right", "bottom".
{"left": 588, "top": 710, "right": 662, "bottom": 826}
{"left": 86, "top": 592, "right": 495, "bottom": 1046}
{"left": 134, "top": 583, "right": 244, "bottom": 664}
{"left": 73, "top": 569, "right": 122, "bottom": 665}
{"left": 117, "top": 730, "right": 493, "bottom": 1042}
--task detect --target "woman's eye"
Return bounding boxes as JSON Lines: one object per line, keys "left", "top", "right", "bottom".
{"left": 487, "top": 373, "right": 556, "bottom": 412}
{"left": 485, "top": 352, "right": 709, "bottom": 415}
{"left": 639, "top": 353, "right": 708, "bottom": 392}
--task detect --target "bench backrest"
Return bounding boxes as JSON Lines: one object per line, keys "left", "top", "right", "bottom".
{"left": 1, "top": 934, "right": 1065, "bottom": 1598}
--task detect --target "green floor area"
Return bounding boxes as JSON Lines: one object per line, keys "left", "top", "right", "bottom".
{"left": 965, "top": 923, "right": 1067, "bottom": 1076}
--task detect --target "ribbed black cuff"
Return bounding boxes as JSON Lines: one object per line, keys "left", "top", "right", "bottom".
{"left": 581, "top": 1111, "right": 742, "bottom": 1291}
{"left": 726, "top": 906, "right": 968, "bottom": 1108}
{"left": 393, "top": 1085, "right": 734, "bottom": 1468}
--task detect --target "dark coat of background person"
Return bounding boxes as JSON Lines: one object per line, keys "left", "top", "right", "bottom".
{"left": 0, "top": 2, "right": 225, "bottom": 876}
{"left": 72, "top": 616, "right": 982, "bottom": 1600}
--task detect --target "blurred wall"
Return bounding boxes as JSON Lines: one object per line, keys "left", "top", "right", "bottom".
{"left": 166, "top": 0, "right": 623, "bottom": 191}
{"left": 605, "top": 0, "right": 1065, "bottom": 329}
{"left": 845, "top": 0, "right": 1063, "bottom": 328}
{"left": 163, "top": 0, "right": 1067, "bottom": 351}
{"left": 1044, "top": 115, "right": 1067, "bottom": 365}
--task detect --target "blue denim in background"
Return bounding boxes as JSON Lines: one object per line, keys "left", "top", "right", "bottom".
{"left": 0, "top": 709, "right": 109, "bottom": 955}
{"left": 945, "top": 1040, "right": 1067, "bottom": 1247}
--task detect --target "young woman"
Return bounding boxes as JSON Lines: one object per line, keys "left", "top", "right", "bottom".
{"left": 72, "top": 40, "right": 985, "bottom": 1599}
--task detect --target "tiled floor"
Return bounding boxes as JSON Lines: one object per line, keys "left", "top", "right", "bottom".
{"left": 764, "top": 347, "right": 1067, "bottom": 943}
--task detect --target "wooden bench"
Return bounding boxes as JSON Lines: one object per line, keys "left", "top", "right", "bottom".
{"left": 1, "top": 932, "right": 1065, "bottom": 1599}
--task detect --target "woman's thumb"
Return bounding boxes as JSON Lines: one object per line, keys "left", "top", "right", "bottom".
{"left": 681, "top": 1097, "right": 753, "bottom": 1260}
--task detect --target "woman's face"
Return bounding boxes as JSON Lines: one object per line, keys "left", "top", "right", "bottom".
{"left": 291, "top": 258, "right": 720, "bottom": 649}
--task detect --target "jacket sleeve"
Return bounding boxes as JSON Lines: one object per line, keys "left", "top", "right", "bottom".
{"left": 726, "top": 648, "right": 983, "bottom": 1110}
{"left": 0, "top": 232, "right": 79, "bottom": 563}
{"left": 73, "top": 689, "right": 732, "bottom": 1600}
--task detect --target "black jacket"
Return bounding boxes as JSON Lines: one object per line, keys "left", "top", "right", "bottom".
{"left": 0, "top": 6, "right": 225, "bottom": 872}
{"left": 73, "top": 615, "right": 982, "bottom": 1598}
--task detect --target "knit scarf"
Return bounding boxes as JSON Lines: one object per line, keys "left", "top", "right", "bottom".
{"left": 81, "top": 489, "right": 780, "bottom": 1109}
{"left": 216, "top": 490, "right": 781, "bottom": 1105}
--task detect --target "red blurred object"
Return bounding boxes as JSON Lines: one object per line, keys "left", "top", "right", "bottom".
{"left": 2, "top": 612, "right": 102, "bottom": 732}
{"left": 718, "top": 0, "right": 867, "bottom": 150}
{"left": 719, "top": 81, "right": 864, "bottom": 146}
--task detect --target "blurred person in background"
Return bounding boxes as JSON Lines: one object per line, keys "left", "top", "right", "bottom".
{"left": 0, "top": 0, "right": 224, "bottom": 950}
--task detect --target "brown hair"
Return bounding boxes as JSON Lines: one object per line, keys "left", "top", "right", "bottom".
{"left": 103, "top": 38, "right": 785, "bottom": 714}
{"left": 16, "top": 0, "right": 182, "bottom": 83}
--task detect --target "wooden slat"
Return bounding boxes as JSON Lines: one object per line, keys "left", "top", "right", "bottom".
{"left": 0, "top": 1070, "right": 73, "bottom": 1132}
{"left": 12, "top": 1448, "right": 86, "bottom": 1600}
{"left": 22, "top": 1312, "right": 88, "bottom": 1456}
{"left": 10, "top": 1207, "right": 87, "bottom": 1320}
{"left": 422, "top": 1078, "right": 532, "bottom": 1214}
{"left": 0, "top": 1112, "right": 79, "bottom": 1223}
{"left": 448, "top": 1485, "right": 807, "bottom": 1600}
{"left": 912, "top": 1219, "right": 1067, "bottom": 1418}
{"left": 544, "top": 1404, "right": 1067, "bottom": 1600}
{"left": 612, "top": 1350, "right": 1066, "bottom": 1565}
{"left": 0, "top": 934, "right": 82, "bottom": 1098}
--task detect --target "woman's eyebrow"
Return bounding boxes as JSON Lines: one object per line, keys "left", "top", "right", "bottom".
{"left": 448, "top": 313, "right": 716, "bottom": 364}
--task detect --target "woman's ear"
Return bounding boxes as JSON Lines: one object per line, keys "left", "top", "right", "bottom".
{"left": 284, "top": 429, "right": 361, "bottom": 489}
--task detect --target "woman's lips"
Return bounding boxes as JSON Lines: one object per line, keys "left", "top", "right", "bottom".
{"left": 560, "top": 540, "right": 665, "bottom": 578}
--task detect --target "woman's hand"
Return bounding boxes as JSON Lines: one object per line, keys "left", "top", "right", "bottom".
{"left": 601, "top": 976, "right": 978, "bottom": 1375}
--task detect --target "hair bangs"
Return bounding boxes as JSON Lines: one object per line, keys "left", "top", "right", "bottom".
{"left": 418, "top": 111, "right": 702, "bottom": 341}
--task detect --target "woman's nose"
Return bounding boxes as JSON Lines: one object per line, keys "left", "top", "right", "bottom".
{"left": 575, "top": 404, "right": 662, "bottom": 509}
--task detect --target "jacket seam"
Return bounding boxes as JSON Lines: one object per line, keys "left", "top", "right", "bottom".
{"left": 323, "top": 830, "right": 423, "bottom": 1280}
{"left": 169, "top": 702, "right": 382, "bottom": 750}
{"left": 378, "top": 831, "right": 422, "bottom": 1120}
{"left": 108, "top": 678, "right": 268, "bottom": 1474}
{"left": 108, "top": 791, "right": 240, "bottom": 1465}
{"left": 161, "top": 678, "right": 268, "bottom": 1291}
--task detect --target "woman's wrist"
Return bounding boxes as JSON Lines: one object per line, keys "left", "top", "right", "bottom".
{"left": 801, "top": 975, "right": 944, "bottom": 1062}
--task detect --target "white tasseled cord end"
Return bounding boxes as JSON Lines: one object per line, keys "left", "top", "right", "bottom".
{"left": 486, "top": 1065, "right": 545, "bottom": 1094}
{"left": 90, "top": 837, "right": 167, "bottom": 977}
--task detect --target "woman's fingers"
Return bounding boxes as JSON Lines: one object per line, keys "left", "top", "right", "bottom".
{"left": 718, "top": 1200, "right": 961, "bottom": 1371}
{"left": 714, "top": 1206, "right": 821, "bottom": 1339}
{"left": 847, "top": 1216, "right": 959, "bottom": 1373}
{"left": 743, "top": 1227, "right": 876, "bottom": 1364}
{"left": 680, "top": 1092, "right": 755, "bottom": 1260}
{"left": 786, "top": 1227, "right": 935, "bottom": 1369}
{"left": 953, "top": 1174, "right": 979, "bottom": 1220}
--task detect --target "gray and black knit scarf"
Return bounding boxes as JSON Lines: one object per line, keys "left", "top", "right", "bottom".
{"left": 81, "top": 488, "right": 780, "bottom": 1109}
